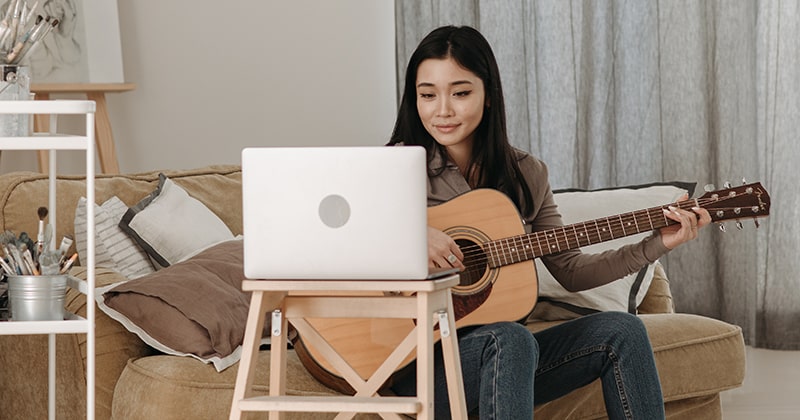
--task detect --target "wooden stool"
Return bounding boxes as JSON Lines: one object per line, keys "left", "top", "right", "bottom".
{"left": 229, "top": 275, "right": 468, "bottom": 420}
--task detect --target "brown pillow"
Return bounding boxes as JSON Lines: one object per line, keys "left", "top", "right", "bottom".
{"left": 100, "top": 239, "right": 267, "bottom": 371}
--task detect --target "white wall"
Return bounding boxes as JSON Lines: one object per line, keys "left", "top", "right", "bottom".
{"left": 0, "top": 0, "right": 396, "bottom": 174}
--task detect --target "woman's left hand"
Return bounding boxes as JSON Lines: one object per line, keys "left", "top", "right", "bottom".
{"left": 659, "top": 194, "right": 712, "bottom": 249}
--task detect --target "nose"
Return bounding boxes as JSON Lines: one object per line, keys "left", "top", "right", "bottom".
{"left": 436, "top": 97, "right": 454, "bottom": 117}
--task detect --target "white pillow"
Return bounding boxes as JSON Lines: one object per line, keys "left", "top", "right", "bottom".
{"left": 530, "top": 182, "right": 693, "bottom": 321}
{"left": 118, "top": 174, "right": 235, "bottom": 269}
{"left": 74, "top": 196, "right": 156, "bottom": 279}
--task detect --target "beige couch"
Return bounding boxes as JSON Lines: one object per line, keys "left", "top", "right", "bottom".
{"left": 0, "top": 165, "right": 746, "bottom": 419}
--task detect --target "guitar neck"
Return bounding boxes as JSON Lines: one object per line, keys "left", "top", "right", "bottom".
{"left": 484, "top": 202, "right": 684, "bottom": 268}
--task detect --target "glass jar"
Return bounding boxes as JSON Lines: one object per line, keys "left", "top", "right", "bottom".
{"left": 0, "top": 64, "right": 32, "bottom": 137}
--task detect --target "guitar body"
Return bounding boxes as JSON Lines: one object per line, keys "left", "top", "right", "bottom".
{"left": 428, "top": 189, "right": 539, "bottom": 326}
{"left": 294, "top": 189, "right": 539, "bottom": 392}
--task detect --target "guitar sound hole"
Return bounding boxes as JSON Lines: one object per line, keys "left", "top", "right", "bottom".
{"left": 457, "top": 239, "right": 487, "bottom": 287}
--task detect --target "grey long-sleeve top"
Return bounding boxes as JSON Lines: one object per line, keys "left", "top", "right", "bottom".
{"left": 425, "top": 147, "right": 670, "bottom": 292}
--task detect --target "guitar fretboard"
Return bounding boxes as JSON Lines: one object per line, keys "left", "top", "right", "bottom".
{"left": 483, "top": 203, "right": 681, "bottom": 268}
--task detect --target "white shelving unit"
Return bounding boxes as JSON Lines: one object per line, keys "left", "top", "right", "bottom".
{"left": 0, "top": 100, "right": 96, "bottom": 420}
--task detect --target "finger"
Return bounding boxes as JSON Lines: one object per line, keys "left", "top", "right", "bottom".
{"left": 664, "top": 206, "right": 697, "bottom": 234}
{"left": 680, "top": 208, "right": 702, "bottom": 231}
{"left": 452, "top": 246, "right": 464, "bottom": 260}
{"left": 445, "top": 253, "right": 465, "bottom": 270}
{"left": 432, "top": 255, "right": 448, "bottom": 269}
{"left": 691, "top": 206, "right": 712, "bottom": 227}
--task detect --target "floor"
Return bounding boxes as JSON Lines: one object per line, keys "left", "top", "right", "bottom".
{"left": 720, "top": 347, "right": 800, "bottom": 419}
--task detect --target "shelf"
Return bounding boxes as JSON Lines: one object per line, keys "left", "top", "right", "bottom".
{"left": 0, "top": 278, "right": 90, "bottom": 335}
{"left": 0, "top": 99, "right": 96, "bottom": 419}
{"left": 67, "top": 275, "right": 89, "bottom": 295}
{"left": 0, "top": 314, "right": 89, "bottom": 335}
{"left": 0, "top": 134, "right": 89, "bottom": 150}
{"left": 0, "top": 99, "right": 96, "bottom": 114}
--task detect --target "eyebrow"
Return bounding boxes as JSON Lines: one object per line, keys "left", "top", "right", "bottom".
{"left": 416, "top": 80, "right": 474, "bottom": 88}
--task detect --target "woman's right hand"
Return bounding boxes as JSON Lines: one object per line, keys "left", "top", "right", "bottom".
{"left": 428, "top": 226, "right": 465, "bottom": 270}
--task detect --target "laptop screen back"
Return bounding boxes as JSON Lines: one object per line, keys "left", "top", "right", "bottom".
{"left": 241, "top": 146, "right": 429, "bottom": 280}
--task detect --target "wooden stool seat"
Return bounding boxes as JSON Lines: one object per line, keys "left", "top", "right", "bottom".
{"left": 229, "top": 275, "right": 468, "bottom": 420}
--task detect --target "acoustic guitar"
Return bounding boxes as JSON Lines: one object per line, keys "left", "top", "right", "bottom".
{"left": 293, "top": 182, "right": 771, "bottom": 393}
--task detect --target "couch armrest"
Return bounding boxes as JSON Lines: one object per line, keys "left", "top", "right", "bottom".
{"left": 65, "top": 266, "right": 156, "bottom": 419}
{"left": 636, "top": 261, "right": 675, "bottom": 314}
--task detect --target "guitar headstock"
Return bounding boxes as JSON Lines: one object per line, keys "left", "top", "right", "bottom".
{"left": 696, "top": 182, "right": 770, "bottom": 228}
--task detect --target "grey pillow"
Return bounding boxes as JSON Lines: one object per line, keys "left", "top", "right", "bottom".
{"left": 119, "top": 173, "right": 235, "bottom": 269}
{"left": 530, "top": 182, "right": 695, "bottom": 321}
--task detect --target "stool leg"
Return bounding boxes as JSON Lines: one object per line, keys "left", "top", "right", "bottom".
{"left": 269, "top": 308, "right": 288, "bottom": 420}
{"left": 230, "top": 291, "right": 270, "bottom": 420}
{"left": 440, "top": 290, "right": 468, "bottom": 419}
{"left": 416, "top": 291, "right": 435, "bottom": 420}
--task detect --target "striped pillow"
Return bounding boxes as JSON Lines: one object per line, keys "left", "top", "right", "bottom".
{"left": 74, "top": 196, "right": 155, "bottom": 279}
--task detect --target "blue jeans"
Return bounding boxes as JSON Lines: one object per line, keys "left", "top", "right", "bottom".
{"left": 391, "top": 311, "right": 665, "bottom": 419}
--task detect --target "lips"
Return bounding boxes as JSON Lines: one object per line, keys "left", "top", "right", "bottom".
{"left": 434, "top": 123, "right": 459, "bottom": 134}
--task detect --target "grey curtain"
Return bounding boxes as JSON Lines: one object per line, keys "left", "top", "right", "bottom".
{"left": 396, "top": 0, "right": 799, "bottom": 350}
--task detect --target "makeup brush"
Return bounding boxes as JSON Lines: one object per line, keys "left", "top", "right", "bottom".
{"left": 36, "top": 206, "right": 47, "bottom": 256}
{"left": 19, "top": 243, "right": 39, "bottom": 275}
{"left": 0, "top": 231, "right": 21, "bottom": 275}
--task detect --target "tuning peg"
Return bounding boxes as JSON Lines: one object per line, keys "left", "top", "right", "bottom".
{"left": 704, "top": 184, "right": 716, "bottom": 192}
{"left": 742, "top": 177, "right": 747, "bottom": 185}
{"left": 718, "top": 223, "right": 726, "bottom": 232}
{"left": 754, "top": 219, "right": 760, "bottom": 229}
{"left": 736, "top": 221, "right": 744, "bottom": 230}
{"left": 723, "top": 181, "right": 732, "bottom": 189}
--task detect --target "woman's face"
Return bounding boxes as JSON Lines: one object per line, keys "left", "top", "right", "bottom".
{"left": 415, "top": 57, "right": 486, "bottom": 150}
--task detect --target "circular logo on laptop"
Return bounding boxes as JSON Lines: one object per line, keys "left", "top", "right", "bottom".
{"left": 318, "top": 194, "right": 351, "bottom": 228}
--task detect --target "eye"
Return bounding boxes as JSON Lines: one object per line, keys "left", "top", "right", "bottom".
{"left": 454, "top": 90, "right": 472, "bottom": 97}
{"left": 418, "top": 92, "right": 435, "bottom": 99}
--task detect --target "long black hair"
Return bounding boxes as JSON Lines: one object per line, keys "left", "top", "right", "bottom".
{"left": 388, "top": 25, "right": 533, "bottom": 214}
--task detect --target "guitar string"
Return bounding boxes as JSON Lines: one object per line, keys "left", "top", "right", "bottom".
{"left": 451, "top": 196, "right": 750, "bottom": 268}
{"left": 452, "top": 190, "right": 765, "bottom": 281}
{"left": 454, "top": 200, "right": 697, "bottom": 258}
{"left": 453, "top": 203, "right": 749, "bottom": 279}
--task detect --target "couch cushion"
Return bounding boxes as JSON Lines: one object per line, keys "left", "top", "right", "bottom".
{"left": 112, "top": 351, "right": 346, "bottom": 420}
{"left": 65, "top": 266, "right": 157, "bottom": 420}
{"left": 634, "top": 262, "right": 675, "bottom": 315}
{"left": 527, "top": 313, "right": 745, "bottom": 419}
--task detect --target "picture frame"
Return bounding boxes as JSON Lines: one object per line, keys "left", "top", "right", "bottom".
{"left": 2, "top": 0, "right": 124, "bottom": 83}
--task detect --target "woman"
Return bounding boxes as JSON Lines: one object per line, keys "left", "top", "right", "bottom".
{"left": 387, "top": 25, "right": 710, "bottom": 419}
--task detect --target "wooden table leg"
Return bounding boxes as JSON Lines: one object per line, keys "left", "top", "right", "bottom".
{"left": 439, "top": 290, "right": 468, "bottom": 419}
{"left": 416, "top": 291, "right": 435, "bottom": 420}
{"left": 87, "top": 92, "right": 120, "bottom": 174}
{"left": 35, "top": 92, "right": 121, "bottom": 174}
{"left": 230, "top": 291, "right": 270, "bottom": 420}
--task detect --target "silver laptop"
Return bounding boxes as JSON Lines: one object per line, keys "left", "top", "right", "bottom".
{"left": 241, "top": 146, "right": 429, "bottom": 280}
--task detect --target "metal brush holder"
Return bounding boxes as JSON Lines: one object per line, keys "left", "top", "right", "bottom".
{"left": 7, "top": 275, "right": 67, "bottom": 321}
